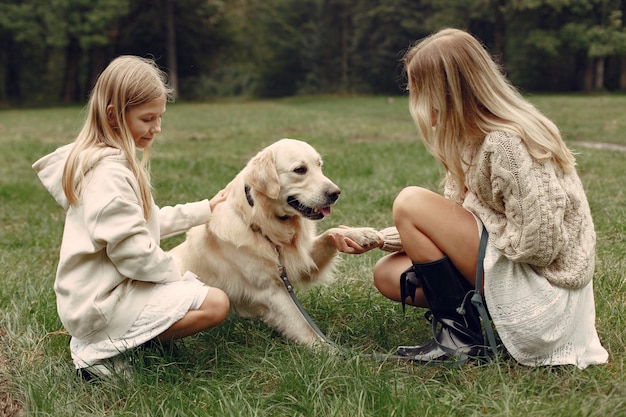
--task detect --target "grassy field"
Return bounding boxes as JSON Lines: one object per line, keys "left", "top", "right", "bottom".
{"left": 0, "top": 95, "right": 624, "bottom": 416}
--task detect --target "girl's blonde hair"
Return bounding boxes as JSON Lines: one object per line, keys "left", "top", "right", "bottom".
{"left": 62, "top": 55, "right": 173, "bottom": 219}
{"left": 404, "top": 28, "right": 576, "bottom": 201}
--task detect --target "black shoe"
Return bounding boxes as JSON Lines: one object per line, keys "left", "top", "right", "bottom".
{"left": 397, "top": 339, "right": 447, "bottom": 360}
{"left": 397, "top": 257, "right": 487, "bottom": 363}
{"left": 397, "top": 338, "right": 485, "bottom": 362}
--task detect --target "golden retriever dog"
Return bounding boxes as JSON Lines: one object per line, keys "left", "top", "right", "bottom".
{"left": 170, "top": 138, "right": 380, "bottom": 346}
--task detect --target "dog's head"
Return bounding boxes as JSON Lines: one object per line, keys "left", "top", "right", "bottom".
{"left": 243, "top": 138, "right": 340, "bottom": 221}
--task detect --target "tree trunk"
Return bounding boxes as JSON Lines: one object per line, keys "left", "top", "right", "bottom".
{"left": 87, "top": 46, "right": 109, "bottom": 98}
{"left": 621, "top": 0, "right": 626, "bottom": 90}
{"left": 2, "top": 37, "right": 21, "bottom": 100}
{"left": 165, "top": 0, "right": 178, "bottom": 98}
{"left": 582, "top": 58, "right": 594, "bottom": 92}
{"left": 594, "top": 57, "right": 605, "bottom": 90}
{"left": 620, "top": 56, "right": 626, "bottom": 91}
{"left": 340, "top": 12, "right": 349, "bottom": 92}
{"left": 492, "top": 0, "right": 506, "bottom": 61}
{"left": 62, "top": 36, "right": 81, "bottom": 103}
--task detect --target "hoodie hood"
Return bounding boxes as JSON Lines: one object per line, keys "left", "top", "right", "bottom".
{"left": 32, "top": 143, "right": 124, "bottom": 210}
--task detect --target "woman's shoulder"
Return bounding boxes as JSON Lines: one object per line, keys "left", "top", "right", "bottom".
{"left": 483, "top": 131, "right": 523, "bottom": 149}
{"left": 480, "top": 131, "right": 530, "bottom": 161}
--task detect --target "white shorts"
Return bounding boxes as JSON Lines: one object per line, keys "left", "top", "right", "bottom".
{"left": 70, "top": 275, "right": 209, "bottom": 369}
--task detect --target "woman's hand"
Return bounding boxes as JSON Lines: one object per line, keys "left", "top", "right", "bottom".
{"left": 328, "top": 226, "right": 383, "bottom": 254}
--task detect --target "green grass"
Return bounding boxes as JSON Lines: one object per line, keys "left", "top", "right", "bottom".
{"left": 1, "top": 95, "right": 625, "bottom": 416}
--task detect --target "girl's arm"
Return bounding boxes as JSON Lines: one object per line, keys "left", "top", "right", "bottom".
{"left": 158, "top": 200, "right": 212, "bottom": 239}
{"left": 159, "top": 189, "right": 227, "bottom": 239}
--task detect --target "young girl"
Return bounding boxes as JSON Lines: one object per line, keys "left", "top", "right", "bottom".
{"left": 33, "top": 55, "right": 230, "bottom": 379}
{"left": 330, "top": 29, "right": 608, "bottom": 368}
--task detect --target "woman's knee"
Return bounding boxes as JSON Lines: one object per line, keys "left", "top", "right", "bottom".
{"left": 372, "top": 257, "right": 390, "bottom": 295}
{"left": 373, "top": 255, "right": 404, "bottom": 301}
{"left": 392, "top": 186, "right": 431, "bottom": 222}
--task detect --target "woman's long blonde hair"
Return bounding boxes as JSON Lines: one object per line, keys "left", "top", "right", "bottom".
{"left": 62, "top": 56, "right": 173, "bottom": 220}
{"left": 404, "top": 28, "right": 575, "bottom": 201}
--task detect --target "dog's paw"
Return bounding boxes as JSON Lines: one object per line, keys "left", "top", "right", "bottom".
{"left": 327, "top": 227, "right": 382, "bottom": 249}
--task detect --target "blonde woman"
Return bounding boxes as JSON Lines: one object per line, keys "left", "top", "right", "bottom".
{"left": 33, "top": 56, "right": 230, "bottom": 380}
{"left": 330, "top": 29, "right": 608, "bottom": 368}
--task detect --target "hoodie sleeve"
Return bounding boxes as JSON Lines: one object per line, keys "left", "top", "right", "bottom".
{"left": 83, "top": 163, "right": 182, "bottom": 284}
{"left": 158, "top": 200, "right": 212, "bottom": 239}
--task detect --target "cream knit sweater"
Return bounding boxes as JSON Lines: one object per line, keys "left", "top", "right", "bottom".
{"left": 381, "top": 131, "right": 596, "bottom": 289}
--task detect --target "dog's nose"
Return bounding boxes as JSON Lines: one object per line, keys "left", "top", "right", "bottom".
{"left": 326, "top": 187, "right": 341, "bottom": 203}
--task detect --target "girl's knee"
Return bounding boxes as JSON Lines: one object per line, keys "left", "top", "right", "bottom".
{"left": 202, "top": 288, "right": 230, "bottom": 325}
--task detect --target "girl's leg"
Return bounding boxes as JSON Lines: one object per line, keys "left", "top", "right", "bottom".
{"left": 157, "top": 287, "right": 230, "bottom": 343}
{"left": 373, "top": 186, "right": 479, "bottom": 305}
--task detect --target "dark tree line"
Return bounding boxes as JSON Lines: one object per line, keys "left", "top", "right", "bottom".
{"left": 1, "top": 0, "right": 626, "bottom": 105}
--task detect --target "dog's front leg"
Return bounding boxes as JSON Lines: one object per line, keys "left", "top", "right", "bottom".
{"left": 262, "top": 286, "right": 328, "bottom": 347}
{"left": 309, "top": 232, "right": 343, "bottom": 273}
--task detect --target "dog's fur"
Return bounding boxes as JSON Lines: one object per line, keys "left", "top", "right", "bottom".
{"left": 170, "top": 138, "right": 380, "bottom": 346}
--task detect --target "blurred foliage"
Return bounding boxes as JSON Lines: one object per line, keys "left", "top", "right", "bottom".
{"left": 2, "top": 0, "right": 626, "bottom": 104}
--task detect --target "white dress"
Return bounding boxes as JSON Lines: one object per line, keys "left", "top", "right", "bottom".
{"left": 476, "top": 219, "right": 609, "bottom": 369}
{"left": 70, "top": 273, "right": 209, "bottom": 369}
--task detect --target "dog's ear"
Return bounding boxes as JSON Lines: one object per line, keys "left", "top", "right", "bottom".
{"left": 246, "top": 150, "right": 280, "bottom": 199}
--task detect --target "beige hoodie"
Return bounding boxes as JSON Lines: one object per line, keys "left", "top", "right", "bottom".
{"left": 33, "top": 144, "right": 212, "bottom": 343}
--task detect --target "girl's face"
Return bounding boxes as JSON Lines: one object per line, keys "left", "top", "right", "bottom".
{"left": 125, "top": 95, "right": 167, "bottom": 149}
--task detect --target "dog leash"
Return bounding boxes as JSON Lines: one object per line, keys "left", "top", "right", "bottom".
{"left": 273, "top": 245, "right": 340, "bottom": 349}
{"left": 247, "top": 222, "right": 339, "bottom": 348}
{"left": 272, "top": 245, "right": 413, "bottom": 360}
{"left": 470, "top": 227, "right": 499, "bottom": 360}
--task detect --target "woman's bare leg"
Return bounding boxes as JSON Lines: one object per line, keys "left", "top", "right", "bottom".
{"left": 373, "top": 186, "right": 480, "bottom": 305}
{"left": 374, "top": 252, "right": 428, "bottom": 307}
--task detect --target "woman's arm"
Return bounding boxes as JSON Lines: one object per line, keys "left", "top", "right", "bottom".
{"left": 470, "top": 132, "right": 567, "bottom": 266}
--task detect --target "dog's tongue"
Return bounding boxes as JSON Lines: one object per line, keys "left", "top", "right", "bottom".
{"left": 320, "top": 206, "right": 332, "bottom": 217}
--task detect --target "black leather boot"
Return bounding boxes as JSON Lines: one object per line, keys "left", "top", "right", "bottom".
{"left": 397, "top": 256, "right": 486, "bottom": 362}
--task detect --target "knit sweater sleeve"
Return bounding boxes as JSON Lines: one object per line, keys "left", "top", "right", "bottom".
{"left": 465, "top": 132, "right": 567, "bottom": 267}
{"left": 379, "top": 226, "right": 403, "bottom": 252}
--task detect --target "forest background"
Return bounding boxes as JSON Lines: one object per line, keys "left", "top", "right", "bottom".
{"left": 2, "top": 0, "right": 626, "bottom": 106}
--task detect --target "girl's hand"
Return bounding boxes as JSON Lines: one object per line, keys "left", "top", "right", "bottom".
{"left": 209, "top": 189, "right": 228, "bottom": 211}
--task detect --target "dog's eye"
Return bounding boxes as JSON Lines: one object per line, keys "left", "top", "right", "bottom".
{"left": 293, "top": 166, "right": 307, "bottom": 175}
